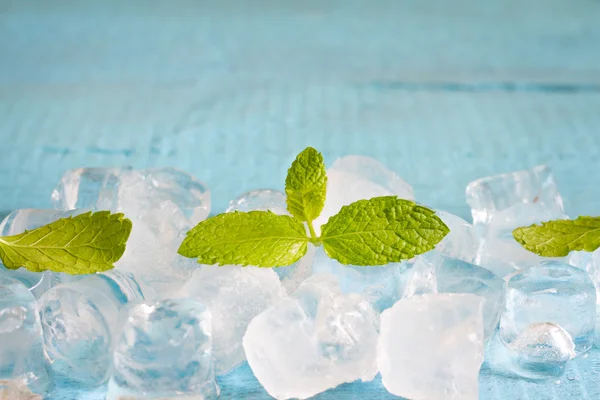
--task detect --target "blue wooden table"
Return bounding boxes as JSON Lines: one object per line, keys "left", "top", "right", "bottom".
{"left": 1, "top": 1, "right": 600, "bottom": 398}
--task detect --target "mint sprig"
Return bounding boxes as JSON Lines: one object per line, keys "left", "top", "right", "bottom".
{"left": 0, "top": 211, "right": 132, "bottom": 275}
{"left": 514, "top": 216, "right": 600, "bottom": 257}
{"left": 179, "top": 147, "right": 450, "bottom": 267}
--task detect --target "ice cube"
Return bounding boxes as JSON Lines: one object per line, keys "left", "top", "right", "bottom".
{"left": 435, "top": 211, "right": 478, "bottom": 263}
{"left": 52, "top": 167, "right": 210, "bottom": 224}
{"left": 476, "top": 202, "right": 568, "bottom": 278}
{"left": 500, "top": 261, "right": 596, "bottom": 356}
{"left": 37, "top": 270, "right": 144, "bottom": 386}
{"left": 313, "top": 155, "right": 414, "bottom": 234}
{"left": 505, "top": 322, "right": 575, "bottom": 379}
{"left": 569, "top": 249, "right": 600, "bottom": 346}
{"left": 0, "top": 275, "right": 52, "bottom": 395}
{"left": 51, "top": 167, "right": 126, "bottom": 211}
{"left": 178, "top": 265, "right": 285, "bottom": 374}
{"left": 0, "top": 209, "right": 86, "bottom": 298}
{"left": 226, "top": 189, "right": 290, "bottom": 215}
{"left": 377, "top": 293, "right": 484, "bottom": 400}
{"left": 226, "top": 189, "right": 314, "bottom": 293}
{"left": 466, "top": 165, "right": 564, "bottom": 238}
{"left": 312, "top": 247, "right": 409, "bottom": 312}
{"left": 404, "top": 252, "right": 505, "bottom": 339}
{"left": 243, "top": 274, "right": 379, "bottom": 400}
{"left": 106, "top": 298, "right": 219, "bottom": 400}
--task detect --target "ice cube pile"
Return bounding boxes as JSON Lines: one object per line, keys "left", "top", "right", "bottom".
{"left": 1, "top": 159, "right": 599, "bottom": 399}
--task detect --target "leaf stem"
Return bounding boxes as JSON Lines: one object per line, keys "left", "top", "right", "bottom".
{"left": 307, "top": 220, "right": 318, "bottom": 241}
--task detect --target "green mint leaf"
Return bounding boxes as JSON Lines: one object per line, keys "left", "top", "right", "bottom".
{"left": 0, "top": 211, "right": 132, "bottom": 275}
{"left": 285, "top": 147, "right": 327, "bottom": 223}
{"left": 513, "top": 216, "right": 600, "bottom": 257}
{"left": 178, "top": 211, "right": 309, "bottom": 267}
{"left": 320, "top": 196, "right": 449, "bottom": 265}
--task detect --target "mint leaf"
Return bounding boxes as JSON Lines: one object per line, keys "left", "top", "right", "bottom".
{"left": 513, "top": 216, "right": 600, "bottom": 257}
{"left": 285, "top": 147, "right": 327, "bottom": 224}
{"left": 320, "top": 196, "right": 449, "bottom": 265}
{"left": 0, "top": 211, "right": 132, "bottom": 275}
{"left": 178, "top": 211, "right": 309, "bottom": 267}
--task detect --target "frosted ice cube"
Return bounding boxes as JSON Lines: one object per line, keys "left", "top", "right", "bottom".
{"left": 466, "top": 165, "right": 564, "bottom": 238}
{"left": 568, "top": 249, "right": 600, "bottom": 346}
{"left": 178, "top": 266, "right": 285, "bottom": 374}
{"left": 106, "top": 298, "right": 219, "bottom": 400}
{"left": 226, "top": 189, "right": 314, "bottom": 293}
{"left": 243, "top": 274, "right": 379, "bottom": 400}
{"left": 0, "top": 275, "right": 52, "bottom": 395}
{"left": 476, "top": 202, "right": 568, "bottom": 278}
{"left": 435, "top": 211, "right": 478, "bottom": 263}
{"left": 500, "top": 261, "right": 596, "bottom": 356}
{"left": 506, "top": 322, "right": 575, "bottom": 379}
{"left": 313, "top": 155, "right": 414, "bottom": 234}
{"left": 37, "top": 270, "right": 144, "bottom": 386}
{"left": 377, "top": 293, "right": 484, "bottom": 400}
{"left": 312, "top": 247, "right": 409, "bottom": 312}
{"left": 0, "top": 209, "right": 86, "bottom": 298}
{"left": 404, "top": 252, "right": 505, "bottom": 339}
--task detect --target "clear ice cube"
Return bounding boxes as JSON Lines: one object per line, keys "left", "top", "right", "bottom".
{"left": 435, "top": 211, "right": 479, "bottom": 263}
{"left": 377, "top": 293, "right": 484, "bottom": 400}
{"left": 226, "top": 189, "right": 314, "bottom": 293}
{"left": 313, "top": 155, "right": 414, "bottom": 234}
{"left": 466, "top": 165, "right": 564, "bottom": 238}
{"left": 0, "top": 275, "right": 52, "bottom": 395}
{"left": 312, "top": 247, "right": 409, "bottom": 312}
{"left": 500, "top": 261, "right": 596, "bottom": 356}
{"left": 0, "top": 209, "right": 86, "bottom": 298}
{"left": 404, "top": 252, "right": 505, "bottom": 339}
{"left": 51, "top": 167, "right": 126, "bottom": 211}
{"left": 243, "top": 274, "right": 379, "bottom": 400}
{"left": 106, "top": 298, "right": 219, "bottom": 400}
{"left": 476, "top": 202, "right": 568, "bottom": 278}
{"left": 506, "top": 322, "right": 575, "bottom": 379}
{"left": 178, "top": 265, "right": 285, "bottom": 374}
{"left": 37, "top": 270, "right": 144, "bottom": 386}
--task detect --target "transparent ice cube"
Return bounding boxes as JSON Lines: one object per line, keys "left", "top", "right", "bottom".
{"left": 243, "top": 274, "right": 379, "bottom": 400}
{"left": 404, "top": 252, "right": 505, "bottom": 339}
{"left": 51, "top": 167, "right": 127, "bottom": 211}
{"left": 378, "top": 293, "right": 484, "bottom": 400}
{"left": 0, "top": 275, "right": 52, "bottom": 395}
{"left": 466, "top": 165, "right": 564, "bottom": 238}
{"left": 569, "top": 249, "right": 600, "bottom": 346}
{"left": 226, "top": 189, "right": 314, "bottom": 293}
{"left": 500, "top": 261, "right": 596, "bottom": 356}
{"left": 106, "top": 298, "right": 219, "bottom": 400}
{"left": 506, "top": 322, "right": 575, "bottom": 379}
{"left": 0, "top": 209, "right": 86, "bottom": 298}
{"left": 476, "top": 202, "right": 568, "bottom": 278}
{"left": 52, "top": 167, "right": 210, "bottom": 224}
{"left": 178, "top": 265, "right": 285, "bottom": 374}
{"left": 435, "top": 211, "right": 479, "bottom": 263}
{"left": 312, "top": 247, "right": 409, "bottom": 312}
{"left": 313, "top": 155, "right": 414, "bottom": 235}
{"left": 37, "top": 270, "right": 144, "bottom": 386}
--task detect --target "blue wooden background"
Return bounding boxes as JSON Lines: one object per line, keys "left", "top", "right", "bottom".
{"left": 1, "top": 1, "right": 600, "bottom": 398}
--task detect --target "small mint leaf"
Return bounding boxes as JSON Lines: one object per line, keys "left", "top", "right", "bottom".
{"left": 513, "top": 216, "right": 600, "bottom": 257}
{"left": 320, "top": 196, "right": 449, "bottom": 265}
{"left": 178, "top": 211, "right": 309, "bottom": 267}
{"left": 0, "top": 211, "right": 132, "bottom": 275}
{"left": 285, "top": 147, "right": 327, "bottom": 223}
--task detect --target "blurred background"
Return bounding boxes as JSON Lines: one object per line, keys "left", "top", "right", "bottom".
{"left": 1, "top": 1, "right": 600, "bottom": 399}
{"left": 1, "top": 1, "right": 599, "bottom": 221}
